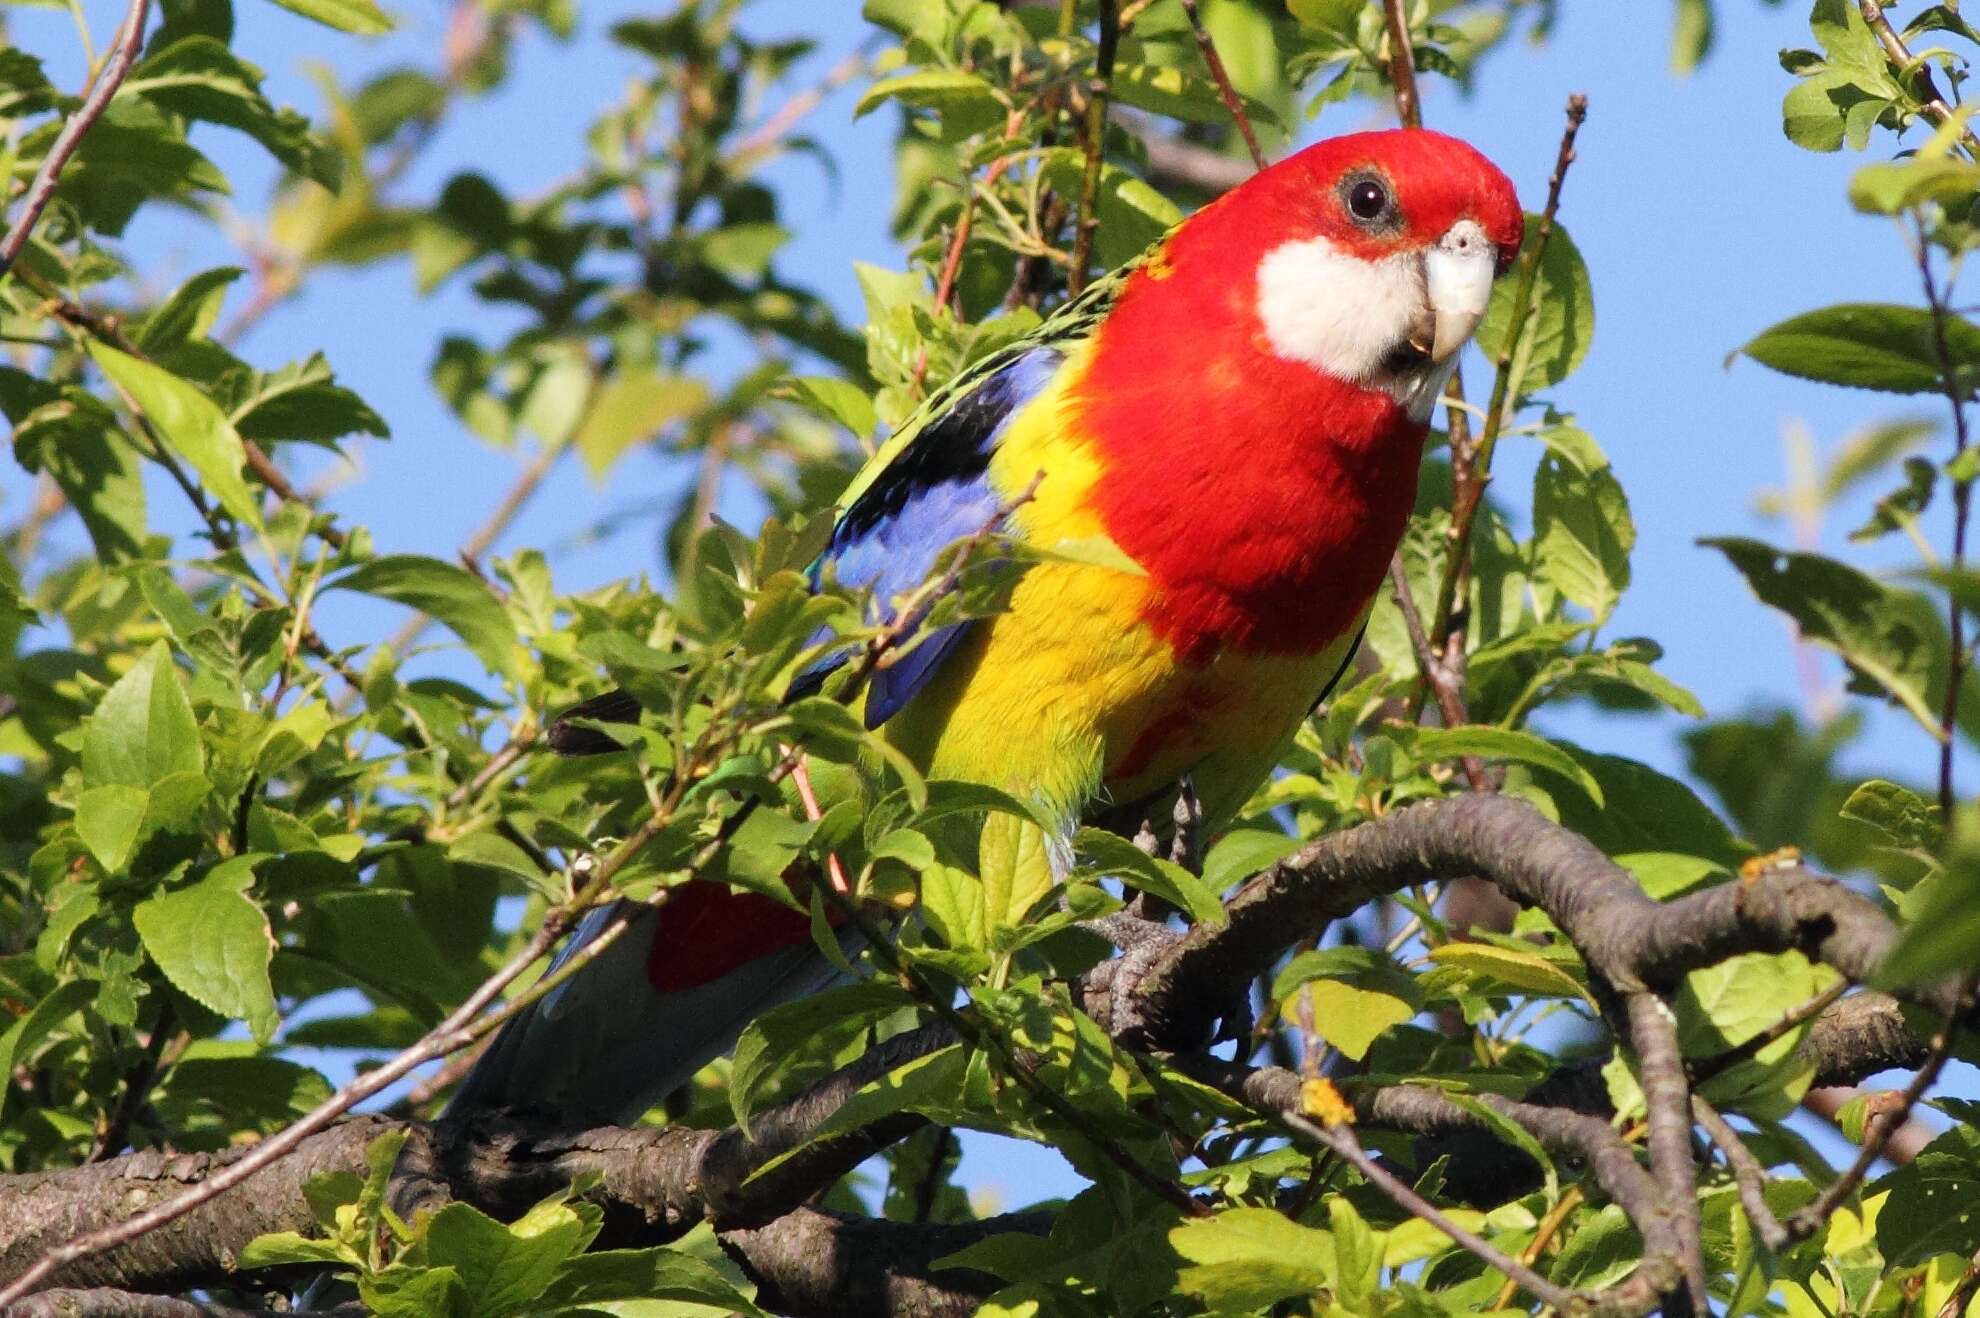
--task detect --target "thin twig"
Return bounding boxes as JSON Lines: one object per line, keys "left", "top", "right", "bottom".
{"left": 0, "top": 899, "right": 614, "bottom": 1307}
{"left": 1381, "top": 0, "right": 1421, "bottom": 130}
{"left": 1176, "top": 0, "right": 1264, "bottom": 170}
{"left": 1282, "top": 1109, "right": 1585, "bottom": 1311}
{"left": 22, "top": 269, "right": 343, "bottom": 543}
{"left": 1919, "top": 235, "right": 1972, "bottom": 816}
{"left": 1785, "top": 995, "right": 1965, "bottom": 1243}
{"left": 1386, "top": 556, "right": 1489, "bottom": 790}
{"left": 0, "top": 0, "right": 151, "bottom": 279}
{"left": 84, "top": 1004, "right": 178, "bottom": 1164}
{"left": 442, "top": 724, "right": 537, "bottom": 813}
{"left": 1693, "top": 1094, "right": 1789, "bottom": 1252}
{"left": 1422, "top": 94, "right": 1587, "bottom": 671}
{"left": 1067, "top": 0, "right": 1120, "bottom": 297}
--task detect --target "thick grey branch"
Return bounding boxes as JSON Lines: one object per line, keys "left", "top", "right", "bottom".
{"left": 0, "top": 1031, "right": 966, "bottom": 1314}
{"left": 8, "top": 1291, "right": 360, "bottom": 1318}
{"left": 1124, "top": 794, "right": 1966, "bottom": 1050}
{"left": 727, "top": 1208, "right": 1051, "bottom": 1318}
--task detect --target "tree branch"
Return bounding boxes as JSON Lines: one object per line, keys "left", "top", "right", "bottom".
{"left": 1120, "top": 793, "right": 1968, "bottom": 1053}
{"left": 0, "top": 0, "right": 151, "bottom": 279}
{"left": 7, "top": 1290, "right": 358, "bottom": 1318}
{"left": 0, "top": 1028, "right": 985, "bottom": 1315}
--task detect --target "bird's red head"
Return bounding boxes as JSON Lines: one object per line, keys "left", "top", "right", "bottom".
{"left": 1142, "top": 128, "right": 1524, "bottom": 419}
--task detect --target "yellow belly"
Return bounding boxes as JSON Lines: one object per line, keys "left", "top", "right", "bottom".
{"left": 871, "top": 557, "right": 1361, "bottom": 829}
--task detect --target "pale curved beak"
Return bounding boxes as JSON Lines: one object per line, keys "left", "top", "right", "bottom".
{"left": 1413, "top": 219, "right": 1497, "bottom": 364}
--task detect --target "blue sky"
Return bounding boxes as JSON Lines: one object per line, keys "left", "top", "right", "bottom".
{"left": 11, "top": 0, "right": 1965, "bottom": 1215}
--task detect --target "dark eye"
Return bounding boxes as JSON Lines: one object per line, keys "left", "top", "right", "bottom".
{"left": 1347, "top": 178, "right": 1389, "bottom": 222}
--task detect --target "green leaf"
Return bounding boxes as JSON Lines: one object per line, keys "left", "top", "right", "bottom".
{"left": 0, "top": 980, "right": 94, "bottom": 1120}
{"left": 1298, "top": 975, "right": 1416, "bottom": 1062}
{"left": 1328, "top": 1197, "right": 1382, "bottom": 1312}
{"left": 779, "top": 375, "right": 877, "bottom": 439}
{"left": 136, "top": 266, "right": 242, "bottom": 354}
{"left": 225, "top": 353, "right": 389, "bottom": 446}
{"left": 1782, "top": 67, "right": 1894, "bottom": 153}
{"left": 1850, "top": 456, "right": 1936, "bottom": 543}
{"left": 83, "top": 640, "right": 204, "bottom": 788}
{"left": 262, "top": 0, "right": 394, "bottom": 34}
{"left": 419, "top": 1197, "right": 598, "bottom": 1317}
{"left": 1841, "top": 779, "right": 1943, "bottom": 852}
{"left": 1882, "top": 817, "right": 1980, "bottom": 987}
{"left": 1169, "top": 1207, "right": 1334, "bottom": 1313}
{"left": 10, "top": 393, "right": 149, "bottom": 562}
{"left": 75, "top": 783, "right": 151, "bottom": 873}
{"left": 1703, "top": 538, "right": 1936, "bottom": 733}
{"left": 854, "top": 70, "right": 1004, "bottom": 139}
{"left": 121, "top": 37, "right": 341, "bottom": 190}
{"left": 728, "top": 981, "right": 914, "bottom": 1132}
{"left": 979, "top": 810, "right": 1055, "bottom": 934}
{"left": 1476, "top": 216, "right": 1594, "bottom": 392}
{"left": 330, "top": 555, "right": 519, "bottom": 680}
{"left": 238, "top": 1231, "right": 356, "bottom": 1269}
{"left": 360, "top": 1265, "right": 465, "bottom": 1318}
{"left": 1074, "top": 828, "right": 1226, "bottom": 926}
{"left": 1550, "top": 1203, "right": 1642, "bottom": 1290}
{"left": 1738, "top": 304, "right": 1980, "bottom": 395}
{"left": 1427, "top": 942, "right": 1590, "bottom": 1002}
{"left": 133, "top": 857, "right": 279, "bottom": 1041}
{"left": 1670, "top": 0, "right": 1714, "bottom": 74}
{"left": 1678, "top": 951, "right": 1831, "bottom": 1118}
{"left": 1407, "top": 726, "right": 1604, "bottom": 806}
{"left": 1110, "top": 62, "right": 1278, "bottom": 129}
{"left": 1617, "top": 851, "right": 1729, "bottom": 899}
{"left": 1532, "top": 446, "right": 1633, "bottom": 622}
{"left": 1874, "top": 1125, "right": 1980, "bottom": 1266}
{"left": 447, "top": 832, "right": 556, "bottom": 899}
{"left": 1850, "top": 156, "right": 1980, "bottom": 214}
{"left": 1823, "top": 418, "right": 1937, "bottom": 501}
{"left": 1532, "top": 743, "right": 1744, "bottom": 865}
{"left": 1040, "top": 149, "right": 1185, "bottom": 269}
{"left": 540, "top": 1246, "right": 771, "bottom": 1316}
{"left": 87, "top": 341, "right": 263, "bottom": 529}
{"left": 1201, "top": 827, "right": 1299, "bottom": 893}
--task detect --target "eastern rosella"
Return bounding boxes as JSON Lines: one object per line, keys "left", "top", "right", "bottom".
{"left": 450, "top": 128, "right": 1523, "bottom": 1125}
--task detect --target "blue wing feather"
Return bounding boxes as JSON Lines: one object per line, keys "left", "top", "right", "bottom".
{"left": 790, "top": 348, "right": 1061, "bottom": 723}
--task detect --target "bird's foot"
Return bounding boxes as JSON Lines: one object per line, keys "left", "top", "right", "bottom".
{"left": 1079, "top": 913, "right": 1180, "bottom": 1036}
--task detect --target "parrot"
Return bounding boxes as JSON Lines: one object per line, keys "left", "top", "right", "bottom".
{"left": 446, "top": 127, "right": 1524, "bottom": 1128}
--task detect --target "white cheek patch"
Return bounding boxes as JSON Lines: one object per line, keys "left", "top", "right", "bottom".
{"left": 1255, "top": 235, "right": 1423, "bottom": 385}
